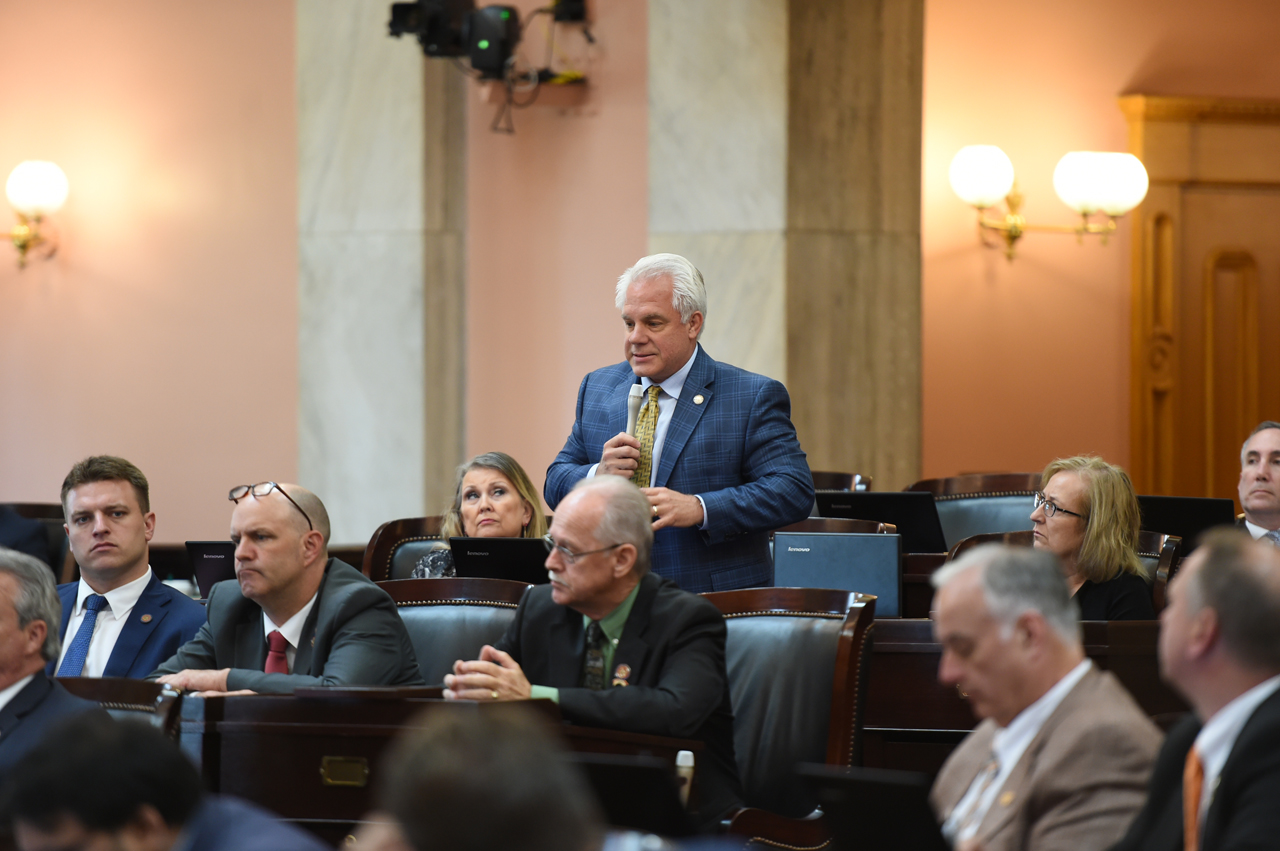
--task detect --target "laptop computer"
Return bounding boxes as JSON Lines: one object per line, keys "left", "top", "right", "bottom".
{"left": 772, "top": 532, "right": 900, "bottom": 616}
{"left": 800, "top": 763, "right": 950, "bottom": 851}
{"left": 449, "top": 537, "right": 550, "bottom": 584}
{"left": 185, "top": 541, "right": 236, "bottom": 598}
{"left": 1137, "top": 495, "right": 1238, "bottom": 552}
{"left": 815, "top": 491, "right": 948, "bottom": 554}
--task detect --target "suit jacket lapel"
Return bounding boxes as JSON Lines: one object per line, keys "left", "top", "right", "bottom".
{"left": 548, "top": 612, "right": 582, "bottom": 687}
{"left": 655, "top": 349, "right": 714, "bottom": 489}
{"left": 610, "top": 574, "right": 657, "bottom": 685}
{"left": 103, "top": 574, "right": 168, "bottom": 678}
{"left": 978, "top": 668, "right": 1099, "bottom": 841}
{"left": 0, "top": 674, "right": 52, "bottom": 737}
{"left": 46, "top": 587, "right": 77, "bottom": 676}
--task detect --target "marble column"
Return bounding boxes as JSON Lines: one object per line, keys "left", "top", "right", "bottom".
{"left": 297, "top": 0, "right": 465, "bottom": 543}
{"left": 649, "top": 0, "right": 923, "bottom": 490}
{"left": 786, "top": 0, "right": 924, "bottom": 491}
{"left": 648, "top": 0, "right": 788, "bottom": 382}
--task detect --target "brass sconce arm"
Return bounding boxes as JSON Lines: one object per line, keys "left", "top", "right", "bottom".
{"left": 10, "top": 212, "right": 57, "bottom": 269}
{"left": 975, "top": 188, "right": 1118, "bottom": 260}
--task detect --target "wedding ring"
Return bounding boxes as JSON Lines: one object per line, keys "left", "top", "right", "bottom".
{"left": 491, "top": 690, "right": 498, "bottom": 700}
{"left": 652, "top": 505, "right": 658, "bottom": 516}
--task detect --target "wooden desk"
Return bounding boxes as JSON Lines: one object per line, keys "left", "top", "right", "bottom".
{"left": 862, "top": 619, "right": 1188, "bottom": 779}
{"left": 178, "top": 689, "right": 701, "bottom": 844}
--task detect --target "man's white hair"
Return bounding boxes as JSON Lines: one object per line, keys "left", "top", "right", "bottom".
{"left": 614, "top": 253, "right": 707, "bottom": 338}
{"left": 932, "top": 544, "right": 1081, "bottom": 645}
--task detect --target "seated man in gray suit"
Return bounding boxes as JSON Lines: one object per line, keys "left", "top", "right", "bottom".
{"left": 929, "top": 545, "right": 1161, "bottom": 851}
{"left": 1238, "top": 420, "right": 1280, "bottom": 544}
{"left": 152, "top": 482, "right": 422, "bottom": 694}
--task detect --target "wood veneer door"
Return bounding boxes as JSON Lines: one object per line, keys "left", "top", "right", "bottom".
{"left": 1127, "top": 97, "right": 1280, "bottom": 505}
{"left": 1174, "top": 187, "right": 1280, "bottom": 504}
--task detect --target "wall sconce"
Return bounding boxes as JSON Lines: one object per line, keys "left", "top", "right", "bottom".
{"left": 949, "top": 146, "right": 1148, "bottom": 260}
{"left": 6, "top": 161, "right": 69, "bottom": 268}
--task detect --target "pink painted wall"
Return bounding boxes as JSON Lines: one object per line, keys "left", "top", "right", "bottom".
{"left": 0, "top": 3, "right": 297, "bottom": 542}
{"left": 465, "top": 0, "right": 648, "bottom": 505}
{"left": 922, "top": 0, "right": 1280, "bottom": 479}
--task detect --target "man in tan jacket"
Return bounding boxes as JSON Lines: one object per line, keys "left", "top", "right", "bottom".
{"left": 929, "top": 545, "right": 1160, "bottom": 851}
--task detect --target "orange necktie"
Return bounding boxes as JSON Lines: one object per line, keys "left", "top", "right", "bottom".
{"left": 1183, "top": 745, "right": 1203, "bottom": 851}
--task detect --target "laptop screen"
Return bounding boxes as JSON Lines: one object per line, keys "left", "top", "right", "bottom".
{"left": 773, "top": 531, "right": 900, "bottom": 616}
{"left": 448, "top": 537, "right": 550, "bottom": 584}
{"left": 185, "top": 541, "right": 236, "bottom": 598}
{"left": 815, "top": 491, "right": 948, "bottom": 554}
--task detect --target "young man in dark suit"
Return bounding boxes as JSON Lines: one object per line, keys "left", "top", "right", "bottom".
{"left": 445, "top": 475, "right": 744, "bottom": 827}
{"left": 1111, "top": 529, "right": 1280, "bottom": 851}
{"left": 55, "top": 456, "right": 207, "bottom": 679}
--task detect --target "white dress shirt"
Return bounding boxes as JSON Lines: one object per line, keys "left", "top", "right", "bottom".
{"left": 944, "top": 660, "right": 1094, "bottom": 843}
{"left": 1192, "top": 673, "right": 1280, "bottom": 821}
{"left": 261, "top": 592, "right": 319, "bottom": 673}
{"left": 55, "top": 568, "right": 155, "bottom": 677}
{"left": 0, "top": 674, "right": 36, "bottom": 716}
{"left": 1243, "top": 520, "right": 1280, "bottom": 544}
{"left": 590, "top": 346, "right": 709, "bottom": 528}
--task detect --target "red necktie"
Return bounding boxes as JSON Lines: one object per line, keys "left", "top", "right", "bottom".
{"left": 265, "top": 629, "right": 290, "bottom": 674}
{"left": 1184, "top": 745, "right": 1203, "bottom": 851}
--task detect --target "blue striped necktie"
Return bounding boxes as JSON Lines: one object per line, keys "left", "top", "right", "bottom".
{"left": 57, "top": 594, "right": 107, "bottom": 677}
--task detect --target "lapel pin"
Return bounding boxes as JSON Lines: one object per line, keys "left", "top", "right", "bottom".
{"left": 693, "top": 394, "right": 704, "bottom": 405}
{"left": 140, "top": 614, "right": 152, "bottom": 624}
{"left": 999, "top": 791, "right": 1015, "bottom": 806}
{"left": 613, "top": 663, "right": 631, "bottom": 684}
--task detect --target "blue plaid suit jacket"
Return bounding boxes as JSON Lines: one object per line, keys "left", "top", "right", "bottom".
{"left": 545, "top": 349, "right": 813, "bottom": 592}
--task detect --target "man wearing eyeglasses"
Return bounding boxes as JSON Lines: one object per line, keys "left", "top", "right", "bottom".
{"left": 151, "top": 482, "right": 423, "bottom": 694}
{"left": 442, "top": 475, "right": 744, "bottom": 828}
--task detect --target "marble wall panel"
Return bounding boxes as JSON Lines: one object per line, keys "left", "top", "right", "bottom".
{"left": 649, "top": 231, "right": 786, "bottom": 381}
{"left": 299, "top": 232, "right": 425, "bottom": 542}
{"left": 297, "top": 0, "right": 467, "bottom": 543}
{"left": 649, "top": 0, "right": 786, "bottom": 233}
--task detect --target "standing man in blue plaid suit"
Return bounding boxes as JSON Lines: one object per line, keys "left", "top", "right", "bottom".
{"left": 545, "top": 253, "right": 813, "bottom": 593}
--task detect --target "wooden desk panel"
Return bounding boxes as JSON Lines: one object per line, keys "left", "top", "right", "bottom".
{"left": 178, "top": 690, "right": 701, "bottom": 842}
{"left": 863, "top": 618, "right": 1189, "bottom": 779}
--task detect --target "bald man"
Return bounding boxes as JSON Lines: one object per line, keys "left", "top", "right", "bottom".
{"left": 151, "top": 482, "right": 422, "bottom": 694}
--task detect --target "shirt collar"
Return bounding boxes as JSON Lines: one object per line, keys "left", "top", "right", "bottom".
{"left": 77, "top": 567, "right": 153, "bottom": 620}
{"left": 992, "top": 659, "right": 1093, "bottom": 760}
{"left": 584, "top": 581, "right": 643, "bottom": 644}
{"left": 1244, "top": 519, "right": 1277, "bottom": 540}
{"left": 262, "top": 592, "right": 320, "bottom": 650}
{"left": 1195, "top": 673, "right": 1280, "bottom": 782}
{"left": 639, "top": 344, "right": 700, "bottom": 400}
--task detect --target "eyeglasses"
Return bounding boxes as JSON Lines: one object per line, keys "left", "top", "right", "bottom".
{"left": 229, "top": 482, "right": 314, "bottom": 530}
{"left": 541, "top": 534, "right": 623, "bottom": 565}
{"left": 1033, "top": 491, "right": 1087, "bottom": 521}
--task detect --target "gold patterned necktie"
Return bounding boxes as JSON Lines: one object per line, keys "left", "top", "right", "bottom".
{"left": 581, "top": 621, "right": 607, "bottom": 690}
{"left": 632, "top": 385, "right": 661, "bottom": 487}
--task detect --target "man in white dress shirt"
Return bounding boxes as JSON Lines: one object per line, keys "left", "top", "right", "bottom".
{"left": 1237, "top": 421, "right": 1280, "bottom": 545}
{"left": 1111, "top": 528, "right": 1280, "bottom": 851}
{"left": 54, "top": 456, "right": 206, "bottom": 679}
{"left": 929, "top": 545, "right": 1161, "bottom": 851}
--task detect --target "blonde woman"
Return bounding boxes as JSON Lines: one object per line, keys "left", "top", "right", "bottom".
{"left": 1030, "top": 456, "right": 1155, "bottom": 620}
{"left": 411, "top": 452, "right": 549, "bottom": 579}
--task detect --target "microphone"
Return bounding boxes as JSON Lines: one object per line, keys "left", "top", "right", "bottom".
{"left": 625, "top": 384, "right": 645, "bottom": 436}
